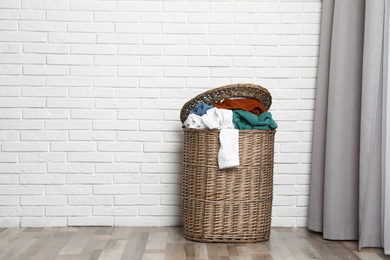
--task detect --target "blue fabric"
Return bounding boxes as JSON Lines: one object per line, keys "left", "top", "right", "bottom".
{"left": 232, "top": 110, "right": 277, "bottom": 130}
{"left": 190, "top": 102, "right": 213, "bottom": 116}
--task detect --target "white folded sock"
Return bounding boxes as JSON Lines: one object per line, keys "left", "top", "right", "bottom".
{"left": 218, "top": 129, "right": 239, "bottom": 169}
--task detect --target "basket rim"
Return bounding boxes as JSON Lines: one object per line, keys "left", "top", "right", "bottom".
{"left": 180, "top": 83, "right": 272, "bottom": 123}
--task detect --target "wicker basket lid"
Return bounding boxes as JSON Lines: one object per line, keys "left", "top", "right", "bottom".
{"left": 180, "top": 83, "right": 272, "bottom": 123}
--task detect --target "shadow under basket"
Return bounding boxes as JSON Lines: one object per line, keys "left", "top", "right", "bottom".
{"left": 182, "top": 128, "right": 275, "bottom": 243}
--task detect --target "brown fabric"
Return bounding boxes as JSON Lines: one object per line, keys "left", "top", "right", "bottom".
{"left": 214, "top": 98, "right": 266, "bottom": 115}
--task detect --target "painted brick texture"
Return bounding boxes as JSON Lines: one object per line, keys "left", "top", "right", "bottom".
{"left": 0, "top": 0, "right": 322, "bottom": 228}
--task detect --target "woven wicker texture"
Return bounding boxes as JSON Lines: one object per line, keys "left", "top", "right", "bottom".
{"left": 180, "top": 83, "right": 272, "bottom": 123}
{"left": 182, "top": 129, "right": 275, "bottom": 242}
{"left": 181, "top": 84, "right": 275, "bottom": 243}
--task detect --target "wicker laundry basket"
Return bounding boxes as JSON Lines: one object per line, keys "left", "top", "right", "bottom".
{"left": 180, "top": 83, "right": 276, "bottom": 243}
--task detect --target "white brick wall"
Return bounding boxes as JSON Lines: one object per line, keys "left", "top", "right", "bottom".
{"left": 0, "top": 0, "right": 321, "bottom": 228}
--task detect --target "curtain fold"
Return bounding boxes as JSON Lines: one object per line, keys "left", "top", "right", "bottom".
{"left": 308, "top": 0, "right": 387, "bottom": 252}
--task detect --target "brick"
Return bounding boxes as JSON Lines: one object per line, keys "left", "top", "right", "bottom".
{"left": 0, "top": 0, "right": 21, "bottom": 8}
{"left": 93, "top": 206, "right": 137, "bottom": 216}
{"left": 71, "top": 109, "right": 115, "bottom": 122}
{"left": 21, "top": 101, "right": 66, "bottom": 114}
{"left": 47, "top": 55, "right": 93, "bottom": 66}
{"left": 0, "top": 218, "right": 20, "bottom": 227}
{"left": 0, "top": 175, "right": 18, "bottom": 184}
{"left": 278, "top": 100, "right": 315, "bottom": 110}
{"left": 143, "top": 143, "right": 182, "bottom": 153}
{"left": 95, "top": 163, "right": 140, "bottom": 173}
{"left": 68, "top": 22, "right": 114, "bottom": 33}
{"left": 116, "top": 89, "right": 160, "bottom": 99}
{"left": 139, "top": 206, "right": 180, "bottom": 216}
{"left": 274, "top": 175, "right": 295, "bottom": 185}
{"left": 68, "top": 153, "right": 112, "bottom": 163}
{"left": 68, "top": 217, "right": 113, "bottom": 226}
{"left": 257, "top": 25, "right": 301, "bottom": 35}
{"left": 23, "top": 65, "right": 68, "bottom": 76}
{"left": 0, "top": 196, "right": 19, "bottom": 206}
{"left": 304, "top": 3, "right": 322, "bottom": 13}
{"left": 160, "top": 195, "right": 181, "bottom": 205}
{"left": 0, "top": 98, "right": 45, "bottom": 108}
{"left": 164, "top": 45, "right": 208, "bottom": 56}
{"left": 117, "top": 110, "right": 162, "bottom": 120}
{"left": 20, "top": 174, "right": 65, "bottom": 185}
{"left": 281, "top": 35, "right": 320, "bottom": 46}
{"left": 276, "top": 185, "right": 309, "bottom": 196}
{"left": 94, "top": 77, "right": 138, "bottom": 88}
{"left": 19, "top": 153, "right": 65, "bottom": 163}
{"left": 69, "top": 88, "right": 115, "bottom": 98}
{"left": 70, "top": 66, "right": 116, "bottom": 77}
{"left": 51, "top": 142, "right": 96, "bottom": 152}
{"left": 282, "top": 14, "right": 321, "bottom": 24}
{"left": 162, "top": 24, "right": 207, "bottom": 34}
{"left": 0, "top": 109, "right": 21, "bottom": 119}
{"left": 256, "top": 47, "right": 300, "bottom": 57}
{"left": 141, "top": 99, "right": 184, "bottom": 110}
{"left": 21, "top": 217, "right": 67, "bottom": 227}
{"left": 0, "top": 43, "right": 22, "bottom": 53}
{"left": 116, "top": 132, "right": 162, "bottom": 142}
{"left": 47, "top": 98, "right": 93, "bottom": 108}
{"left": 67, "top": 174, "right": 112, "bottom": 184}
{"left": 94, "top": 12, "right": 139, "bottom": 22}
{"left": 68, "top": 196, "right": 113, "bottom": 206}
{"left": 0, "top": 120, "right": 43, "bottom": 130}
{"left": 47, "top": 11, "right": 93, "bottom": 22}
{"left": 0, "top": 10, "right": 45, "bottom": 21}
{"left": 117, "top": 2, "right": 162, "bottom": 12}
{"left": 97, "top": 34, "right": 142, "bottom": 44}
{"left": 21, "top": 88, "right": 67, "bottom": 97}
{"left": 139, "top": 78, "right": 186, "bottom": 88}
{"left": 69, "top": 131, "right": 115, "bottom": 141}
{"left": 140, "top": 184, "right": 180, "bottom": 195}
{"left": 188, "top": 13, "right": 233, "bottom": 24}
{"left": 188, "top": 57, "right": 232, "bottom": 67}
{"left": 0, "top": 32, "right": 46, "bottom": 43}
{"left": 71, "top": 1, "right": 116, "bottom": 11}
{"left": 0, "top": 207, "right": 43, "bottom": 217}
{"left": 71, "top": 45, "right": 117, "bottom": 55}
{"left": 234, "top": 14, "right": 279, "bottom": 24}
{"left": 211, "top": 68, "right": 254, "bottom": 78}
{"left": 92, "top": 120, "right": 138, "bottom": 131}
{"left": 277, "top": 207, "right": 307, "bottom": 217}
{"left": 235, "top": 36, "right": 279, "bottom": 46}
{"left": 256, "top": 68, "right": 301, "bottom": 78}
{"left": 94, "top": 56, "right": 139, "bottom": 66}
{"left": 116, "top": 24, "right": 161, "bottom": 34}
{"left": 46, "top": 185, "right": 92, "bottom": 195}
{"left": 49, "top": 33, "right": 95, "bottom": 44}
{"left": 164, "top": 67, "right": 208, "bottom": 77}
{"left": 141, "top": 13, "right": 186, "bottom": 23}
{"left": 21, "top": 196, "right": 66, "bottom": 206}
{"left": 115, "top": 195, "right": 158, "bottom": 206}
{"left": 0, "top": 185, "right": 43, "bottom": 195}
{"left": 45, "top": 120, "right": 90, "bottom": 130}
{"left": 46, "top": 77, "right": 91, "bottom": 87}
{"left": 0, "top": 131, "right": 20, "bottom": 141}
{"left": 258, "top": 3, "right": 303, "bottom": 12}
{"left": 160, "top": 174, "right": 181, "bottom": 184}
{"left": 161, "top": 153, "right": 181, "bottom": 164}
{"left": 189, "top": 35, "right": 234, "bottom": 45}
{"left": 210, "top": 3, "right": 257, "bottom": 13}
{"left": 113, "top": 174, "right": 158, "bottom": 184}
{"left": 23, "top": 43, "right": 69, "bottom": 54}
{"left": 210, "top": 46, "right": 254, "bottom": 56}
{"left": 22, "top": 0, "right": 69, "bottom": 10}
{"left": 46, "top": 206, "right": 91, "bottom": 216}
{"left": 21, "top": 131, "right": 67, "bottom": 140}
{"left": 273, "top": 196, "right": 295, "bottom": 206}
{"left": 143, "top": 35, "right": 187, "bottom": 45}
{"left": 94, "top": 185, "right": 139, "bottom": 195}
{"left": 271, "top": 217, "right": 296, "bottom": 227}
{"left": 304, "top": 25, "right": 321, "bottom": 35}
{"left": 280, "top": 57, "right": 318, "bottom": 68}
{"left": 141, "top": 163, "right": 181, "bottom": 173}
{"left": 278, "top": 164, "right": 311, "bottom": 175}
{"left": 0, "top": 65, "right": 21, "bottom": 75}
{"left": 48, "top": 163, "right": 93, "bottom": 174}
{"left": 19, "top": 21, "right": 66, "bottom": 32}
{"left": 0, "top": 153, "right": 17, "bottom": 163}
{"left": 0, "top": 76, "right": 45, "bottom": 86}
{"left": 2, "top": 142, "right": 48, "bottom": 152}
{"left": 118, "top": 67, "right": 163, "bottom": 77}
{"left": 98, "top": 142, "right": 142, "bottom": 152}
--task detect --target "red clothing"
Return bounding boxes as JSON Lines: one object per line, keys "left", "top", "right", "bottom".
{"left": 214, "top": 98, "right": 266, "bottom": 115}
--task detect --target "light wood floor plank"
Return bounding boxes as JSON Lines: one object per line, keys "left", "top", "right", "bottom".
{"left": 0, "top": 227, "right": 388, "bottom": 259}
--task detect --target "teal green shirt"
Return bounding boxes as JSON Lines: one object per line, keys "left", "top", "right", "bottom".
{"left": 233, "top": 110, "right": 277, "bottom": 130}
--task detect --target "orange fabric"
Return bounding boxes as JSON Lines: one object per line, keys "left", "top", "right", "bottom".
{"left": 214, "top": 98, "right": 266, "bottom": 116}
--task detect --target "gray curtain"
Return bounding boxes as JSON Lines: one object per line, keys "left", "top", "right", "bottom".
{"left": 307, "top": 0, "right": 387, "bottom": 251}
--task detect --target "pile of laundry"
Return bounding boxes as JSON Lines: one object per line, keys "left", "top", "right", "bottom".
{"left": 182, "top": 98, "right": 277, "bottom": 169}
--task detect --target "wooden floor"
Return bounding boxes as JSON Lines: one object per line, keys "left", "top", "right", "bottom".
{"left": 0, "top": 227, "right": 389, "bottom": 260}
